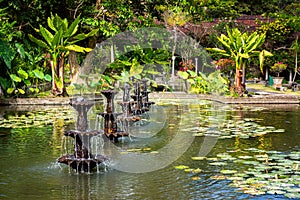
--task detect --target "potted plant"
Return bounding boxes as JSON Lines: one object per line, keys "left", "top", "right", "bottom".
{"left": 270, "top": 62, "right": 287, "bottom": 87}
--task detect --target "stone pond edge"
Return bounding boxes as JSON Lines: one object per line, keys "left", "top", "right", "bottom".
{"left": 0, "top": 92, "right": 299, "bottom": 105}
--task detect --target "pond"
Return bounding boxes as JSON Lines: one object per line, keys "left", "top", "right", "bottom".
{"left": 0, "top": 99, "right": 299, "bottom": 200}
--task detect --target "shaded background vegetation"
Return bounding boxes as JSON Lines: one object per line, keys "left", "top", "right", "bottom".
{"left": 0, "top": 0, "right": 299, "bottom": 97}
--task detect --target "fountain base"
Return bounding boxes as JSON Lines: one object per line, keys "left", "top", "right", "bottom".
{"left": 57, "top": 154, "right": 108, "bottom": 172}
{"left": 58, "top": 129, "right": 108, "bottom": 172}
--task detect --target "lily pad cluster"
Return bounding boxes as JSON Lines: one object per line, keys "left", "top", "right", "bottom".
{"left": 190, "top": 148, "right": 300, "bottom": 198}
{"left": 189, "top": 117, "right": 284, "bottom": 139}
{"left": 157, "top": 100, "right": 282, "bottom": 139}
{"left": 0, "top": 107, "right": 74, "bottom": 129}
{"left": 174, "top": 164, "right": 203, "bottom": 180}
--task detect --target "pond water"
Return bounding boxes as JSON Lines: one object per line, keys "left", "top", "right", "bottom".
{"left": 0, "top": 100, "right": 299, "bottom": 200}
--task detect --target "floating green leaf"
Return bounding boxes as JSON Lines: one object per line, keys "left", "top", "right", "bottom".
{"left": 220, "top": 170, "right": 237, "bottom": 174}
{"left": 209, "top": 162, "right": 227, "bottom": 166}
{"left": 174, "top": 165, "right": 189, "bottom": 170}
{"left": 191, "top": 156, "right": 206, "bottom": 161}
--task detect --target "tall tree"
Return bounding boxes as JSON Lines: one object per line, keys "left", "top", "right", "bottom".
{"left": 163, "top": 6, "right": 191, "bottom": 78}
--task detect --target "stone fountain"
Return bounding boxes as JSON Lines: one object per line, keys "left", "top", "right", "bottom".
{"left": 98, "top": 89, "right": 128, "bottom": 143}
{"left": 57, "top": 80, "right": 155, "bottom": 172}
{"left": 57, "top": 97, "right": 107, "bottom": 173}
{"left": 131, "top": 79, "right": 155, "bottom": 115}
{"left": 140, "top": 79, "right": 155, "bottom": 111}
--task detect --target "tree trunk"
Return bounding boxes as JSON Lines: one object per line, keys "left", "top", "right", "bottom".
{"left": 0, "top": 85, "right": 4, "bottom": 97}
{"left": 293, "top": 52, "right": 298, "bottom": 82}
{"left": 111, "top": 44, "right": 114, "bottom": 63}
{"left": 55, "top": 53, "right": 65, "bottom": 96}
{"left": 242, "top": 63, "right": 246, "bottom": 85}
{"left": 69, "top": 51, "right": 80, "bottom": 85}
{"left": 50, "top": 59, "right": 58, "bottom": 95}
{"left": 171, "top": 26, "right": 177, "bottom": 79}
{"left": 235, "top": 68, "right": 243, "bottom": 95}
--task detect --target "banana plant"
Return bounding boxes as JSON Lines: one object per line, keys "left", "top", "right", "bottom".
{"left": 207, "top": 26, "right": 272, "bottom": 94}
{"left": 28, "top": 14, "right": 98, "bottom": 95}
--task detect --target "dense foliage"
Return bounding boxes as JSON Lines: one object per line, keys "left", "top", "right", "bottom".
{"left": 0, "top": 0, "right": 299, "bottom": 96}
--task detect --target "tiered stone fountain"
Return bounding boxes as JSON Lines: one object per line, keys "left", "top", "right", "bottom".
{"left": 98, "top": 89, "right": 129, "bottom": 143}
{"left": 130, "top": 79, "right": 154, "bottom": 115}
{"left": 57, "top": 97, "right": 107, "bottom": 172}
{"left": 58, "top": 80, "right": 155, "bottom": 172}
{"left": 140, "top": 79, "right": 155, "bottom": 111}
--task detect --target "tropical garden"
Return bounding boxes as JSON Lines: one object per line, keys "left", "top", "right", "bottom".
{"left": 1, "top": 1, "right": 300, "bottom": 199}
{"left": 0, "top": 0, "right": 300, "bottom": 97}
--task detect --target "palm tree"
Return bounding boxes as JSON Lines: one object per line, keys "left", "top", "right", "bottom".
{"left": 207, "top": 26, "right": 272, "bottom": 95}
{"left": 29, "top": 14, "right": 98, "bottom": 95}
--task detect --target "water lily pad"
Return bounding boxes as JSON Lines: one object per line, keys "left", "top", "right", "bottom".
{"left": 243, "top": 161, "right": 261, "bottom": 167}
{"left": 210, "top": 175, "right": 226, "bottom": 180}
{"left": 245, "top": 177, "right": 260, "bottom": 184}
{"left": 209, "top": 162, "right": 227, "bottom": 166}
{"left": 280, "top": 183, "right": 295, "bottom": 187}
{"left": 219, "top": 135, "right": 234, "bottom": 139}
{"left": 286, "top": 188, "right": 300, "bottom": 193}
{"left": 184, "top": 168, "right": 194, "bottom": 172}
{"left": 267, "top": 190, "right": 286, "bottom": 195}
{"left": 229, "top": 181, "right": 248, "bottom": 188}
{"left": 191, "top": 156, "right": 206, "bottom": 161}
{"left": 185, "top": 168, "right": 202, "bottom": 173}
{"left": 291, "top": 175, "right": 300, "bottom": 180}
{"left": 284, "top": 193, "right": 300, "bottom": 199}
{"left": 127, "top": 148, "right": 142, "bottom": 152}
{"left": 206, "top": 157, "right": 219, "bottom": 161}
{"left": 174, "top": 165, "right": 189, "bottom": 170}
{"left": 254, "top": 173, "right": 274, "bottom": 179}
{"left": 216, "top": 153, "right": 231, "bottom": 158}
{"left": 238, "top": 155, "right": 253, "bottom": 159}
{"left": 243, "top": 188, "right": 265, "bottom": 195}
{"left": 220, "top": 169, "right": 237, "bottom": 174}
{"left": 255, "top": 158, "right": 269, "bottom": 162}
{"left": 267, "top": 150, "right": 281, "bottom": 154}
{"left": 243, "top": 122, "right": 254, "bottom": 126}
{"left": 192, "top": 133, "right": 204, "bottom": 137}
{"left": 227, "top": 176, "right": 244, "bottom": 181}
{"left": 191, "top": 176, "right": 201, "bottom": 180}
{"left": 234, "top": 173, "right": 248, "bottom": 178}
{"left": 245, "top": 148, "right": 265, "bottom": 153}
{"left": 272, "top": 129, "right": 285, "bottom": 133}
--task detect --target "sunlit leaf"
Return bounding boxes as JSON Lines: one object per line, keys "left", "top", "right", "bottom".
{"left": 18, "top": 88, "right": 25, "bottom": 94}
{"left": 10, "top": 74, "right": 21, "bottom": 82}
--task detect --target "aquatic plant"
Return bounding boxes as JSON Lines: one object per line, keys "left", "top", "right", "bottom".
{"left": 0, "top": 107, "right": 74, "bottom": 129}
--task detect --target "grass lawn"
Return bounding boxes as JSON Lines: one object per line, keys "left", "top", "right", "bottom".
{"left": 246, "top": 83, "right": 300, "bottom": 96}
